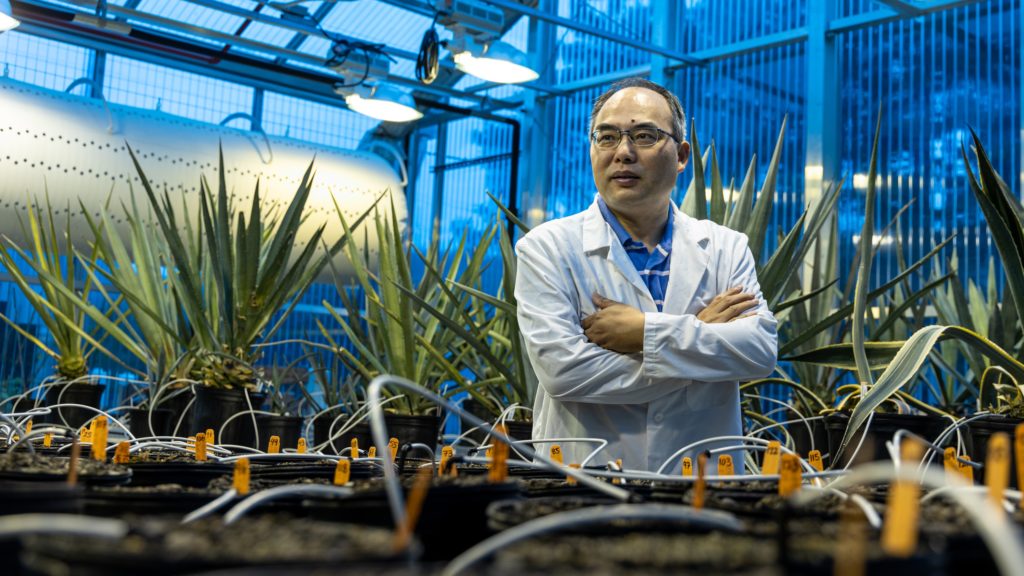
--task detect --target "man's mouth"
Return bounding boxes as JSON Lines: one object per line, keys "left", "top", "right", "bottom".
{"left": 612, "top": 171, "right": 639, "bottom": 184}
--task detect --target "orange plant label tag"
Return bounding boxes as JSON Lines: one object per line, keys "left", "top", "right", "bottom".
{"left": 693, "top": 453, "right": 708, "bottom": 510}
{"left": 1015, "top": 424, "right": 1024, "bottom": 504}
{"left": 808, "top": 450, "right": 823, "bottom": 472}
{"left": 440, "top": 445, "right": 454, "bottom": 474}
{"left": 717, "top": 454, "right": 734, "bottom": 476}
{"left": 350, "top": 438, "right": 359, "bottom": 456}
{"left": 233, "top": 458, "right": 250, "bottom": 495}
{"left": 334, "top": 458, "right": 351, "bottom": 485}
{"left": 958, "top": 455, "right": 975, "bottom": 484}
{"left": 80, "top": 427, "right": 92, "bottom": 442}
{"left": 297, "top": 438, "right": 307, "bottom": 454}
{"left": 612, "top": 458, "right": 623, "bottom": 484}
{"left": 90, "top": 417, "right": 108, "bottom": 461}
{"left": 388, "top": 438, "right": 399, "bottom": 460}
{"left": 195, "top": 433, "right": 207, "bottom": 462}
{"left": 550, "top": 444, "right": 563, "bottom": 465}
{"left": 186, "top": 436, "right": 196, "bottom": 453}
{"left": 267, "top": 435, "right": 281, "bottom": 454}
{"left": 205, "top": 429, "right": 215, "bottom": 446}
{"left": 566, "top": 463, "right": 580, "bottom": 485}
{"left": 779, "top": 454, "right": 802, "bottom": 497}
{"left": 43, "top": 433, "right": 52, "bottom": 448}
{"left": 367, "top": 446, "right": 377, "bottom": 459}
{"left": 943, "top": 447, "right": 959, "bottom": 478}
{"left": 489, "top": 426, "right": 509, "bottom": 483}
{"left": 25, "top": 420, "right": 32, "bottom": 435}
{"left": 114, "top": 441, "right": 130, "bottom": 464}
{"left": 438, "top": 444, "right": 454, "bottom": 471}
{"left": 681, "top": 457, "right": 693, "bottom": 477}
{"left": 881, "top": 440, "right": 923, "bottom": 557}
{"left": 762, "top": 441, "right": 781, "bottom": 474}
{"left": 986, "top": 433, "right": 1011, "bottom": 513}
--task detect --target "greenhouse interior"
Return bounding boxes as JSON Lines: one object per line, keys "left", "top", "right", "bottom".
{"left": 0, "top": 0, "right": 1021, "bottom": 574}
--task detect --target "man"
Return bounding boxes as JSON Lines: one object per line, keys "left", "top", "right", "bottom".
{"left": 514, "top": 78, "right": 778, "bottom": 472}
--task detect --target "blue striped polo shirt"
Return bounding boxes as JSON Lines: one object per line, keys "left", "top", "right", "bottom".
{"left": 596, "top": 196, "right": 673, "bottom": 311}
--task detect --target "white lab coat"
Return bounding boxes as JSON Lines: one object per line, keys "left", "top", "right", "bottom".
{"left": 515, "top": 199, "right": 778, "bottom": 472}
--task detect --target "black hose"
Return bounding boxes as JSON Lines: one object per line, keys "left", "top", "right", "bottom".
{"left": 416, "top": 26, "right": 440, "bottom": 85}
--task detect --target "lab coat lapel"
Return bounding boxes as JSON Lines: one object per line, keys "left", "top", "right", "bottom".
{"left": 663, "top": 207, "right": 710, "bottom": 314}
{"left": 582, "top": 202, "right": 650, "bottom": 299}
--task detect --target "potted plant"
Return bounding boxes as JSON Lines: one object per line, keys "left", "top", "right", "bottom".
{"left": 127, "top": 147, "right": 374, "bottom": 445}
{"left": 0, "top": 194, "right": 132, "bottom": 429}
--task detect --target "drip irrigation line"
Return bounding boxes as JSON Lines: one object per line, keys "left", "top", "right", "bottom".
{"left": 470, "top": 437, "right": 609, "bottom": 468}
{"left": 314, "top": 395, "right": 406, "bottom": 454}
{"left": 367, "top": 375, "right": 635, "bottom": 532}
{"left": 218, "top": 409, "right": 277, "bottom": 449}
{"left": 181, "top": 489, "right": 238, "bottom": 524}
{"left": 919, "top": 412, "right": 993, "bottom": 473}
{"left": 45, "top": 403, "right": 136, "bottom": 441}
{"left": 223, "top": 485, "right": 354, "bottom": 525}
{"left": 0, "top": 514, "right": 128, "bottom": 540}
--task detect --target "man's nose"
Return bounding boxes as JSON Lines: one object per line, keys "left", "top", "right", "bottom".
{"left": 613, "top": 135, "right": 637, "bottom": 162}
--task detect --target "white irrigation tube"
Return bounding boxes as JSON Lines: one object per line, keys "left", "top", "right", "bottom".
{"left": 170, "top": 397, "right": 196, "bottom": 438}
{"left": 472, "top": 438, "right": 610, "bottom": 468}
{"left": 886, "top": 430, "right": 981, "bottom": 476}
{"left": 797, "top": 462, "right": 1024, "bottom": 576}
{"left": 120, "top": 436, "right": 232, "bottom": 455}
{"left": 921, "top": 486, "right": 1020, "bottom": 513}
{"left": 149, "top": 383, "right": 197, "bottom": 439}
{"left": 0, "top": 514, "right": 128, "bottom": 540}
{"left": 367, "top": 375, "right": 635, "bottom": 531}
{"left": 6, "top": 427, "right": 73, "bottom": 454}
{"left": 655, "top": 436, "right": 773, "bottom": 475}
{"left": 744, "top": 393, "right": 809, "bottom": 450}
{"left": 703, "top": 443, "right": 823, "bottom": 475}
{"left": 218, "top": 409, "right": 276, "bottom": 449}
{"left": 217, "top": 452, "right": 344, "bottom": 463}
{"left": 800, "top": 485, "right": 882, "bottom": 529}
{"left": 243, "top": 389, "right": 260, "bottom": 449}
{"left": 836, "top": 411, "right": 875, "bottom": 472}
{"left": 442, "top": 504, "right": 744, "bottom": 576}
{"left": 401, "top": 442, "right": 436, "bottom": 465}
{"left": 918, "top": 412, "right": 993, "bottom": 472}
{"left": 181, "top": 489, "right": 238, "bottom": 524}
{"left": 46, "top": 404, "right": 136, "bottom": 441}
{"left": 223, "top": 485, "right": 355, "bottom": 525}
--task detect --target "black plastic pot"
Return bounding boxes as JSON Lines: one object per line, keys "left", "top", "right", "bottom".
{"left": 155, "top": 387, "right": 196, "bottom": 433}
{"left": 965, "top": 414, "right": 1022, "bottom": 488}
{"left": 255, "top": 414, "right": 304, "bottom": 452}
{"left": 825, "top": 412, "right": 948, "bottom": 468}
{"left": 127, "top": 462, "right": 234, "bottom": 488}
{"left": 190, "top": 387, "right": 259, "bottom": 447}
{"left": 44, "top": 382, "right": 106, "bottom": 430}
{"left": 126, "top": 407, "right": 174, "bottom": 439}
{"left": 504, "top": 420, "right": 533, "bottom": 441}
{"left": 789, "top": 411, "right": 829, "bottom": 462}
{"left": 382, "top": 414, "right": 439, "bottom": 452}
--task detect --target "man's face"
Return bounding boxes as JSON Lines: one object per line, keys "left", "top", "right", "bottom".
{"left": 589, "top": 87, "right": 691, "bottom": 215}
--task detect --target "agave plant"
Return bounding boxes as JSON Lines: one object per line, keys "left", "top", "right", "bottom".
{"left": 834, "top": 128, "right": 1024, "bottom": 454}
{"left": 129, "top": 146, "right": 372, "bottom": 390}
{"left": 318, "top": 199, "right": 494, "bottom": 415}
{"left": 0, "top": 194, "right": 132, "bottom": 382}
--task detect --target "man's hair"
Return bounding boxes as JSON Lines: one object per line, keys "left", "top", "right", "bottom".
{"left": 590, "top": 77, "right": 687, "bottom": 142}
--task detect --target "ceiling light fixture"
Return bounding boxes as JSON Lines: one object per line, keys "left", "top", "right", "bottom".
{"left": 435, "top": 0, "right": 539, "bottom": 85}
{"left": 452, "top": 40, "right": 539, "bottom": 84}
{"left": 0, "top": 0, "right": 21, "bottom": 32}
{"left": 327, "top": 43, "right": 423, "bottom": 123}
{"left": 339, "top": 84, "right": 424, "bottom": 123}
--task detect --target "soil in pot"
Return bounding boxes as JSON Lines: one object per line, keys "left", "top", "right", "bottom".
{"left": 43, "top": 381, "right": 106, "bottom": 430}
{"left": 0, "top": 451, "right": 130, "bottom": 486}
{"left": 84, "top": 483, "right": 228, "bottom": 517}
{"left": 18, "top": 514, "right": 404, "bottom": 576}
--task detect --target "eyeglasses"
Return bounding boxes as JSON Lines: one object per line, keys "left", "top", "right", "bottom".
{"left": 590, "top": 127, "right": 679, "bottom": 149}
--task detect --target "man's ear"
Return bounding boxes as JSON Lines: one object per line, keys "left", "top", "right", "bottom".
{"left": 677, "top": 140, "right": 692, "bottom": 174}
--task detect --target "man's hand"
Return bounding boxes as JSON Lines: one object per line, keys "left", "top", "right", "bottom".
{"left": 582, "top": 293, "right": 645, "bottom": 353}
{"left": 696, "top": 287, "right": 759, "bottom": 323}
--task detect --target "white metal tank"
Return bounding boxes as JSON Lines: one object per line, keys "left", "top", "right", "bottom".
{"left": 0, "top": 77, "right": 404, "bottom": 280}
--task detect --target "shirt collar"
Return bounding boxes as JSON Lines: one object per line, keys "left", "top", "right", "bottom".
{"left": 596, "top": 195, "right": 674, "bottom": 252}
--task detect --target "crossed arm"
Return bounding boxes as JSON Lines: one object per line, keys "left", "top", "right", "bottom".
{"left": 515, "top": 233, "right": 778, "bottom": 405}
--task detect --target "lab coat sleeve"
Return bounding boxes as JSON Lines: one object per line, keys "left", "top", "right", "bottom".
{"left": 642, "top": 234, "right": 778, "bottom": 381}
{"left": 515, "top": 234, "right": 684, "bottom": 404}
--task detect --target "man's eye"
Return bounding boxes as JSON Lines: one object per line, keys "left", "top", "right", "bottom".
{"left": 596, "top": 132, "right": 619, "bottom": 145}
{"left": 633, "top": 131, "right": 659, "bottom": 145}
